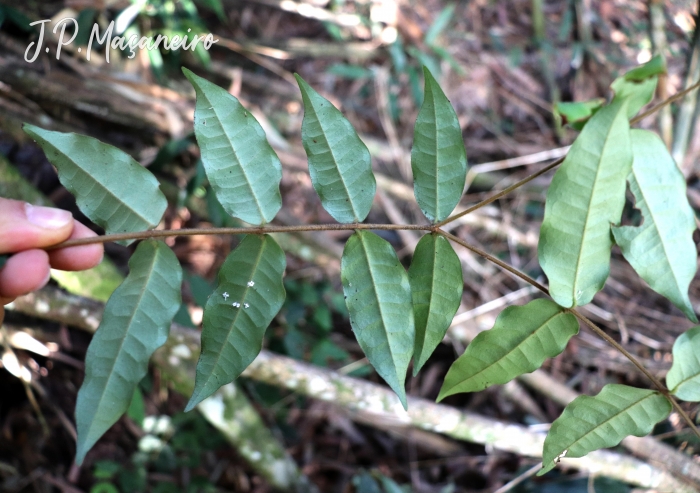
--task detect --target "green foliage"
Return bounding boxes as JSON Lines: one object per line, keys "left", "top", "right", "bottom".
{"left": 23, "top": 125, "right": 167, "bottom": 245}
{"left": 295, "top": 74, "right": 376, "bottom": 223}
{"left": 539, "top": 384, "right": 671, "bottom": 475}
{"left": 411, "top": 67, "right": 468, "bottom": 223}
{"left": 612, "top": 130, "right": 697, "bottom": 321}
{"left": 75, "top": 240, "right": 182, "bottom": 464}
{"left": 554, "top": 98, "right": 605, "bottom": 130}
{"left": 278, "top": 279, "right": 350, "bottom": 367}
{"left": 22, "top": 56, "right": 699, "bottom": 476}
{"left": 341, "top": 231, "right": 414, "bottom": 408}
{"left": 186, "top": 234, "right": 286, "bottom": 410}
{"left": 538, "top": 98, "right": 632, "bottom": 307}
{"left": 438, "top": 299, "right": 578, "bottom": 399}
{"left": 408, "top": 233, "right": 462, "bottom": 374}
{"left": 610, "top": 55, "right": 664, "bottom": 118}
{"left": 666, "top": 326, "right": 700, "bottom": 401}
{"left": 183, "top": 68, "right": 283, "bottom": 225}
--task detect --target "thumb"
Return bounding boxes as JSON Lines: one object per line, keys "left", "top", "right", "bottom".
{"left": 0, "top": 198, "right": 74, "bottom": 254}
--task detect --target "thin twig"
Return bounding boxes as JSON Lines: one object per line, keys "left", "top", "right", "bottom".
{"left": 49, "top": 223, "right": 434, "bottom": 250}
{"left": 492, "top": 463, "right": 541, "bottom": 493}
{"left": 437, "top": 229, "right": 548, "bottom": 292}
{"left": 435, "top": 158, "right": 563, "bottom": 227}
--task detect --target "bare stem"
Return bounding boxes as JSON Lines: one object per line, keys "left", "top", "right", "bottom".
{"left": 436, "top": 229, "right": 549, "bottom": 292}
{"left": 434, "top": 159, "right": 563, "bottom": 228}
{"left": 49, "top": 223, "right": 433, "bottom": 250}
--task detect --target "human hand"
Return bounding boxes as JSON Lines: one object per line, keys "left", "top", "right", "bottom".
{"left": 0, "top": 198, "right": 104, "bottom": 305}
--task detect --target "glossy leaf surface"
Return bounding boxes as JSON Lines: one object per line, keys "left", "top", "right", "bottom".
{"left": 612, "top": 130, "right": 697, "bottom": 322}
{"left": 408, "top": 233, "right": 462, "bottom": 375}
{"left": 341, "top": 231, "right": 414, "bottom": 408}
{"left": 667, "top": 326, "right": 700, "bottom": 401}
{"left": 75, "top": 240, "right": 182, "bottom": 464}
{"left": 295, "top": 74, "right": 376, "bottom": 223}
{"left": 183, "top": 68, "right": 283, "bottom": 225}
{"left": 186, "top": 234, "right": 286, "bottom": 410}
{"left": 23, "top": 125, "right": 166, "bottom": 245}
{"left": 438, "top": 299, "right": 578, "bottom": 400}
{"left": 411, "top": 67, "right": 468, "bottom": 222}
{"left": 539, "top": 384, "right": 671, "bottom": 475}
{"left": 538, "top": 99, "right": 632, "bottom": 307}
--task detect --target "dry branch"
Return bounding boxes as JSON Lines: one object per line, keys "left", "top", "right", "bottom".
{"left": 6, "top": 287, "right": 696, "bottom": 492}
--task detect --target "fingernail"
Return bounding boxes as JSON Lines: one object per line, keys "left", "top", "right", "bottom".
{"left": 25, "top": 204, "right": 72, "bottom": 229}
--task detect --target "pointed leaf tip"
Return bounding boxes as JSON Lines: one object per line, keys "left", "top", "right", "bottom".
{"left": 23, "top": 125, "right": 167, "bottom": 246}
{"left": 186, "top": 71, "right": 283, "bottom": 225}
{"left": 75, "top": 240, "right": 182, "bottom": 464}
{"left": 186, "top": 234, "right": 286, "bottom": 410}
{"left": 612, "top": 130, "right": 697, "bottom": 322}
{"left": 409, "top": 234, "right": 462, "bottom": 376}
{"left": 539, "top": 384, "right": 671, "bottom": 475}
{"left": 411, "top": 67, "right": 467, "bottom": 223}
{"left": 538, "top": 99, "right": 632, "bottom": 307}
{"left": 438, "top": 299, "right": 578, "bottom": 400}
{"left": 296, "top": 75, "right": 376, "bottom": 223}
{"left": 341, "top": 231, "right": 414, "bottom": 406}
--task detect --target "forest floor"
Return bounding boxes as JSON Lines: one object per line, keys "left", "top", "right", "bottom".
{"left": 2, "top": 0, "right": 700, "bottom": 492}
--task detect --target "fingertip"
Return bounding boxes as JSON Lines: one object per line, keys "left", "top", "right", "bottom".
{"left": 0, "top": 199, "right": 74, "bottom": 254}
{"left": 49, "top": 222, "right": 104, "bottom": 271}
{"left": 0, "top": 250, "right": 51, "bottom": 299}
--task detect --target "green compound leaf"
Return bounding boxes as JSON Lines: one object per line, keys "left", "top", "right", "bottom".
{"left": 411, "top": 67, "right": 468, "bottom": 223}
{"left": 539, "top": 384, "right": 671, "bottom": 475}
{"left": 23, "top": 125, "right": 166, "bottom": 246}
{"left": 183, "top": 68, "right": 283, "bottom": 225}
{"left": 341, "top": 231, "right": 414, "bottom": 408}
{"left": 186, "top": 234, "right": 286, "bottom": 410}
{"left": 612, "top": 130, "right": 697, "bottom": 322}
{"left": 538, "top": 99, "right": 632, "bottom": 307}
{"left": 666, "top": 326, "right": 700, "bottom": 401}
{"left": 295, "top": 74, "right": 376, "bottom": 223}
{"left": 437, "top": 299, "right": 578, "bottom": 400}
{"left": 408, "top": 233, "right": 462, "bottom": 375}
{"left": 75, "top": 240, "right": 182, "bottom": 464}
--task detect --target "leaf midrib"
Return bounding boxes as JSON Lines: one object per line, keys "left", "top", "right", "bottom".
{"left": 430, "top": 87, "right": 440, "bottom": 222}
{"left": 43, "top": 138, "right": 154, "bottom": 228}
{"left": 199, "top": 237, "right": 266, "bottom": 390}
{"left": 306, "top": 91, "right": 360, "bottom": 222}
{"left": 627, "top": 168, "right": 686, "bottom": 300}
{"left": 358, "top": 233, "right": 399, "bottom": 379}
{"left": 199, "top": 89, "right": 266, "bottom": 222}
{"left": 443, "top": 310, "right": 564, "bottom": 394}
{"left": 417, "top": 235, "right": 439, "bottom": 362}
{"left": 553, "top": 392, "right": 658, "bottom": 459}
{"left": 571, "top": 104, "right": 626, "bottom": 301}
{"left": 85, "top": 247, "right": 160, "bottom": 438}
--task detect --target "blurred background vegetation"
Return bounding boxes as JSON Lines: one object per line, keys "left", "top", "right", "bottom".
{"left": 2, "top": 0, "right": 700, "bottom": 492}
